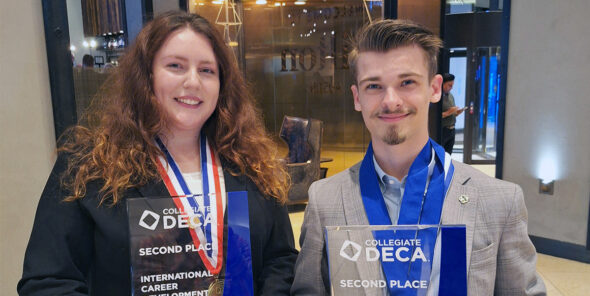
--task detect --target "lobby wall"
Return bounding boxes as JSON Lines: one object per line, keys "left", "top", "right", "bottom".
{"left": 0, "top": 1, "right": 56, "bottom": 294}
{"left": 503, "top": 0, "right": 590, "bottom": 252}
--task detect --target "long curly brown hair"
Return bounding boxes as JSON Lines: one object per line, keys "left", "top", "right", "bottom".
{"left": 60, "top": 11, "right": 289, "bottom": 205}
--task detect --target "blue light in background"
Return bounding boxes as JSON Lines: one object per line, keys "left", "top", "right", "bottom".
{"left": 487, "top": 56, "right": 498, "bottom": 124}
{"left": 478, "top": 56, "right": 486, "bottom": 130}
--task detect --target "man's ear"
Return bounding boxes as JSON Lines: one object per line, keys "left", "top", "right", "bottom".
{"left": 352, "top": 84, "right": 361, "bottom": 111}
{"left": 430, "top": 74, "right": 443, "bottom": 103}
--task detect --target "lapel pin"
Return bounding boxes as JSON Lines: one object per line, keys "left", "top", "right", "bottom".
{"left": 458, "top": 195, "right": 469, "bottom": 204}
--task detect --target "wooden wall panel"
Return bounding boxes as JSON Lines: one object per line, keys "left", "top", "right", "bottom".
{"left": 397, "top": 0, "right": 441, "bottom": 36}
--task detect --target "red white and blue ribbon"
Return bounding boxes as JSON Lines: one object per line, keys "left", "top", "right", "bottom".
{"left": 154, "top": 134, "right": 226, "bottom": 274}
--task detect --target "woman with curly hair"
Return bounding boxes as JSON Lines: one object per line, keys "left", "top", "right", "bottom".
{"left": 18, "top": 11, "right": 297, "bottom": 296}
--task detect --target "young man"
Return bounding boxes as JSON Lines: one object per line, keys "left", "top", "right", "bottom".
{"left": 291, "top": 19, "right": 546, "bottom": 295}
{"left": 441, "top": 73, "right": 464, "bottom": 154}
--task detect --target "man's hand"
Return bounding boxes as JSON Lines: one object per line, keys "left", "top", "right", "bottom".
{"left": 455, "top": 107, "right": 466, "bottom": 115}
{"left": 442, "top": 106, "right": 460, "bottom": 118}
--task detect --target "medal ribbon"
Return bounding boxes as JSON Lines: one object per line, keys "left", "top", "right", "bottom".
{"left": 154, "top": 133, "right": 226, "bottom": 274}
{"left": 359, "top": 138, "right": 454, "bottom": 295}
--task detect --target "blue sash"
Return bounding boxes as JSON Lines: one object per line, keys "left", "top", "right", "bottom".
{"left": 359, "top": 139, "right": 454, "bottom": 295}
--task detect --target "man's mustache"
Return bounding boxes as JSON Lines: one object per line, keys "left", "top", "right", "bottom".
{"left": 371, "top": 107, "right": 416, "bottom": 118}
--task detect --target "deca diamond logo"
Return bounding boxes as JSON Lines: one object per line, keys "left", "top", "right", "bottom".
{"left": 340, "top": 240, "right": 362, "bottom": 261}
{"left": 138, "top": 210, "right": 160, "bottom": 230}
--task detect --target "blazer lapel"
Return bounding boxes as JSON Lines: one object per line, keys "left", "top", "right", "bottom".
{"left": 343, "top": 163, "right": 387, "bottom": 296}
{"left": 440, "top": 161, "right": 478, "bottom": 276}
{"left": 343, "top": 163, "right": 369, "bottom": 225}
{"left": 221, "top": 168, "right": 247, "bottom": 192}
{"left": 137, "top": 179, "right": 169, "bottom": 198}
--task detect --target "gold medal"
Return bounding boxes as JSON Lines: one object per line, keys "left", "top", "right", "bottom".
{"left": 207, "top": 279, "right": 224, "bottom": 296}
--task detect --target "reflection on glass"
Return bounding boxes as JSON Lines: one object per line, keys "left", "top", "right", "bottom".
{"left": 67, "top": 0, "right": 124, "bottom": 125}
{"left": 444, "top": 1, "right": 503, "bottom": 163}
{"left": 192, "top": 0, "right": 383, "bottom": 176}
{"left": 472, "top": 46, "right": 500, "bottom": 161}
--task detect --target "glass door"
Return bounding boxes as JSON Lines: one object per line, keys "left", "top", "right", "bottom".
{"left": 448, "top": 50, "right": 467, "bottom": 158}
{"left": 463, "top": 46, "right": 500, "bottom": 164}
{"left": 444, "top": 0, "right": 505, "bottom": 165}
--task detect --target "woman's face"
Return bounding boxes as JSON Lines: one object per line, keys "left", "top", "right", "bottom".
{"left": 152, "top": 27, "right": 220, "bottom": 138}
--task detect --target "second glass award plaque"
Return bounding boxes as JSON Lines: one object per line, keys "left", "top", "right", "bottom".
{"left": 325, "top": 225, "right": 466, "bottom": 296}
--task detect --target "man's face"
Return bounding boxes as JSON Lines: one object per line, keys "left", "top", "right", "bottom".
{"left": 443, "top": 80, "right": 454, "bottom": 94}
{"left": 351, "top": 45, "right": 442, "bottom": 146}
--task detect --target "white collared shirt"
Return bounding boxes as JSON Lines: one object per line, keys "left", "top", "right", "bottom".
{"left": 373, "top": 153, "right": 436, "bottom": 224}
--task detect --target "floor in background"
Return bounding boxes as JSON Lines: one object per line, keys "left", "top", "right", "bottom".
{"left": 536, "top": 254, "right": 590, "bottom": 296}
{"left": 289, "top": 210, "right": 304, "bottom": 251}
{"left": 289, "top": 147, "right": 590, "bottom": 295}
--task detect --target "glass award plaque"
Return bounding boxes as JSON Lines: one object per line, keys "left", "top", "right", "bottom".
{"left": 127, "top": 191, "right": 254, "bottom": 296}
{"left": 325, "top": 225, "right": 466, "bottom": 296}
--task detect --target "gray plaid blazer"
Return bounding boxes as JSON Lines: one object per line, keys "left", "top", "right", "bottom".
{"left": 291, "top": 160, "right": 546, "bottom": 296}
